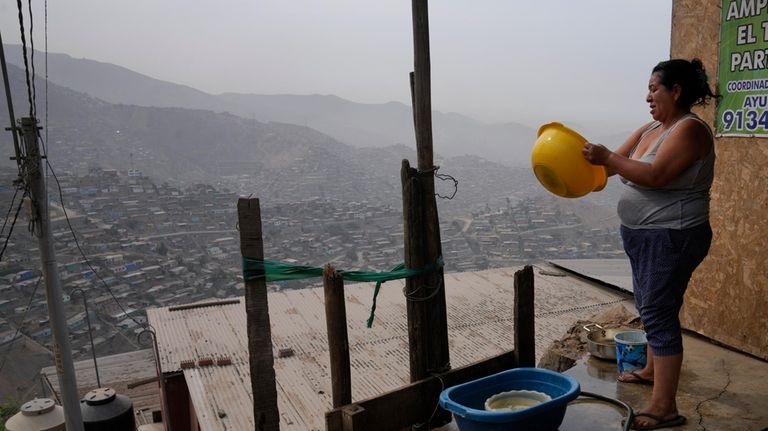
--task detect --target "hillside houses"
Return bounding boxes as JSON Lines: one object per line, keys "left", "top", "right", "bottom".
{"left": 0, "top": 168, "right": 622, "bottom": 362}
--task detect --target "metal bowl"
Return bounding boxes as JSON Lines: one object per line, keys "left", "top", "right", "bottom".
{"left": 583, "top": 323, "right": 633, "bottom": 361}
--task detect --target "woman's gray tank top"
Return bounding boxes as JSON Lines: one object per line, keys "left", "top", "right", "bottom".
{"left": 617, "top": 113, "right": 715, "bottom": 229}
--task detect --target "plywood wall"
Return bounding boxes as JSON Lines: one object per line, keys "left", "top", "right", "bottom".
{"left": 673, "top": 0, "right": 768, "bottom": 360}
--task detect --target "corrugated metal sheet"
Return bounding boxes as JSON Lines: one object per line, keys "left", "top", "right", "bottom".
{"left": 550, "top": 258, "right": 633, "bottom": 292}
{"left": 41, "top": 349, "right": 162, "bottom": 425}
{"left": 147, "top": 264, "right": 631, "bottom": 431}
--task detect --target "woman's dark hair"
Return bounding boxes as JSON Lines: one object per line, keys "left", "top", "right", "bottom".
{"left": 652, "top": 58, "right": 718, "bottom": 108}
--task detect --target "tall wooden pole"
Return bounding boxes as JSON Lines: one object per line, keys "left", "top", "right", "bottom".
{"left": 411, "top": 0, "right": 434, "bottom": 172}
{"left": 323, "top": 265, "right": 352, "bottom": 408}
{"left": 238, "top": 198, "right": 280, "bottom": 431}
{"left": 404, "top": 0, "right": 451, "bottom": 427}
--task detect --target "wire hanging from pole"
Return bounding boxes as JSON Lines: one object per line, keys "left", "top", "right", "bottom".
{"left": 70, "top": 288, "right": 101, "bottom": 388}
{"left": 45, "top": 155, "right": 147, "bottom": 329}
{"left": 15, "top": 0, "right": 34, "bottom": 117}
{"left": 27, "top": 0, "right": 37, "bottom": 119}
{"left": 44, "top": 0, "right": 48, "bottom": 151}
{"left": 0, "top": 275, "right": 42, "bottom": 376}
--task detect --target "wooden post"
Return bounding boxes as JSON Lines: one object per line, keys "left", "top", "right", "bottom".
{"left": 341, "top": 405, "right": 366, "bottom": 430}
{"left": 238, "top": 198, "right": 280, "bottom": 431}
{"left": 404, "top": 1, "right": 451, "bottom": 427}
{"left": 401, "top": 162, "right": 450, "bottom": 382}
{"left": 323, "top": 264, "right": 352, "bottom": 408}
{"left": 411, "top": 0, "right": 434, "bottom": 172}
{"left": 514, "top": 265, "right": 536, "bottom": 367}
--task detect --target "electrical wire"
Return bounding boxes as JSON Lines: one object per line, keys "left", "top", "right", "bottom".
{"left": 0, "top": 189, "right": 25, "bottom": 263}
{"left": 14, "top": 0, "right": 34, "bottom": 117}
{"left": 0, "top": 186, "right": 21, "bottom": 240}
{"left": 44, "top": 155, "right": 147, "bottom": 329}
{"left": 44, "top": 0, "right": 48, "bottom": 150}
{"left": 575, "top": 391, "right": 635, "bottom": 431}
{"left": 0, "top": 275, "right": 42, "bottom": 376}
{"left": 26, "top": 0, "right": 37, "bottom": 119}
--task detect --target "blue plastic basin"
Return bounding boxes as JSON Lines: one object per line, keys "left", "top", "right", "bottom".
{"left": 439, "top": 368, "right": 580, "bottom": 431}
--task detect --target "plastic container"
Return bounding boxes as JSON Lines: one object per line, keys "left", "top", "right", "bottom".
{"left": 439, "top": 367, "right": 580, "bottom": 431}
{"left": 531, "top": 122, "right": 607, "bottom": 198}
{"left": 80, "top": 387, "right": 135, "bottom": 431}
{"left": 5, "top": 398, "right": 65, "bottom": 431}
{"left": 614, "top": 330, "right": 648, "bottom": 374}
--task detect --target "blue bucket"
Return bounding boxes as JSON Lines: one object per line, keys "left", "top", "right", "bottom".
{"left": 614, "top": 330, "right": 647, "bottom": 374}
{"left": 439, "top": 368, "right": 580, "bottom": 431}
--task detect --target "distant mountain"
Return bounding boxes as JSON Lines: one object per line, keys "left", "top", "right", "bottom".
{"left": 0, "top": 61, "right": 544, "bottom": 210}
{"left": 217, "top": 93, "right": 536, "bottom": 165}
{"left": 2, "top": 45, "right": 536, "bottom": 165}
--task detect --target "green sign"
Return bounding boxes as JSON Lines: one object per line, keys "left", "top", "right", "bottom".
{"left": 718, "top": 0, "right": 768, "bottom": 136}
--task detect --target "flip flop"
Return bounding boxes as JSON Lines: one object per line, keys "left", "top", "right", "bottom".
{"left": 617, "top": 371, "right": 653, "bottom": 385}
{"left": 630, "top": 413, "right": 687, "bottom": 430}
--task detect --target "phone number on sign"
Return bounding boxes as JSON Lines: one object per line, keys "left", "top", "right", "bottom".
{"left": 721, "top": 109, "right": 768, "bottom": 132}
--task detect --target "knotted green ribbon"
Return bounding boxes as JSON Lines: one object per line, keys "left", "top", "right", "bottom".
{"left": 242, "top": 256, "right": 444, "bottom": 327}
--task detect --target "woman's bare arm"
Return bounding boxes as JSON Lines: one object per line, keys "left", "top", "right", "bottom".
{"left": 585, "top": 119, "right": 710, "bottom": 188}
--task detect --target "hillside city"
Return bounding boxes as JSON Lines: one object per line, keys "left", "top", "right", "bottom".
{"left": 0, "top": 165, "right": 623, "bottom": 367}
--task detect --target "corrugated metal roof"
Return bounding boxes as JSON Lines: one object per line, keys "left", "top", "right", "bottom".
{"left": 41, "top": 348, "right": 162, "bottom": 425}
{"left": 147, "top": 264, "right": 632, "bottom": 431}
{"left": 549, "top": 258, "right": 633, "bottom": 292}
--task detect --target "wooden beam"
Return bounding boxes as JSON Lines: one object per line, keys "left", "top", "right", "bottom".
{"left": 325, "top": 351, "right": 516, "bottom": 431}
{"left": 514, "top": 265, "right": 536, "bottom": 367}
{"left": 238, "top": 198, "right": 280, "bottom": 431}
{"left": 324, "top": 264, "right": 352, "bottom": 408}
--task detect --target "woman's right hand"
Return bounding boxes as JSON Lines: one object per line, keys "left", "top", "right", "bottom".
{"left": 582, "top": 142, "right": 612, "bottom": 165}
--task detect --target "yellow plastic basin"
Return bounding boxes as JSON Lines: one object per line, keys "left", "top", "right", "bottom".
{"left": 531, "top": 122, "right": 607, "bottom": 198}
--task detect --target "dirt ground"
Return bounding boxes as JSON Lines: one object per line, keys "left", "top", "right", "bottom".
{"left": 538, "top": 304, "right": 643, "bottom": 372}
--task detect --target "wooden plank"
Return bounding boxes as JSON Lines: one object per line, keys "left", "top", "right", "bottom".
{"left": 238, "top": 198, "right": 280, "bottom": 431}
{"left": 325, "top": 409, "right": 344, "bottom": 431}
{"left": 514, "top": 265, "right": 536, "bottom": 367}
{"left": 341, "top": 405, "right": 366, "bottom": 430}
{"left": 324, "top": 265, "right": 352, "bottom": 408}
{"left": 325, "top": 351, "right": 516, "bottom": 431}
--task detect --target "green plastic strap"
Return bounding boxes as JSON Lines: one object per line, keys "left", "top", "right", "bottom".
{"left": 242, "top": 256, "right": 444, "bottom": 327}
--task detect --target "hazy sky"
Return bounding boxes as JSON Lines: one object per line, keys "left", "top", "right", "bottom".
{"left": 1, "top": 1, "right": 672, "bottom": 134}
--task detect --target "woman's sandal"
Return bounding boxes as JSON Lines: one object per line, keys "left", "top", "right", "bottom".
{"left": 616, "top": 371, "right": 654, "bottom": 385}
{"left": 629, "top": 412, "right": 686, "bottom": 430}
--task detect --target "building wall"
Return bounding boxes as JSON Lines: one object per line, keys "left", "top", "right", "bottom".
{"left": 163, "top": 373, "right": 192, "bottom": 431}
{"left": 672, "top": 0, "right": 768, "bottom": 359}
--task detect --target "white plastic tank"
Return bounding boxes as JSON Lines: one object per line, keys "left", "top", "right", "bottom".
{"left": 5, "top": 398, "right": 66, "bottom": 431}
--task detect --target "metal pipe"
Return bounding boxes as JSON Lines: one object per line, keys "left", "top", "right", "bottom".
{"left": 21, "top": 117, "right": 84, "bottom": 430}
{"left": 138, "top": 326, "right": 171, "bottom": 431}
{"left": 71, "top": 288, "right": 100, "bottom": 388}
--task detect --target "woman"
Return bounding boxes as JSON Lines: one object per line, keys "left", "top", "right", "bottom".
{"left": 582, "top": 58, "right": 717, "bottom": 430}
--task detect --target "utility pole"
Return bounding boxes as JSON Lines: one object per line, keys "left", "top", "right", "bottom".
{"left": 20, "top": 117, "right": 85, "bottom": 431}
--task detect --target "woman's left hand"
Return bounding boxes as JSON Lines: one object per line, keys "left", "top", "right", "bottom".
{"left": 582, "top": 142, "right": 612, "bottom": 165}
